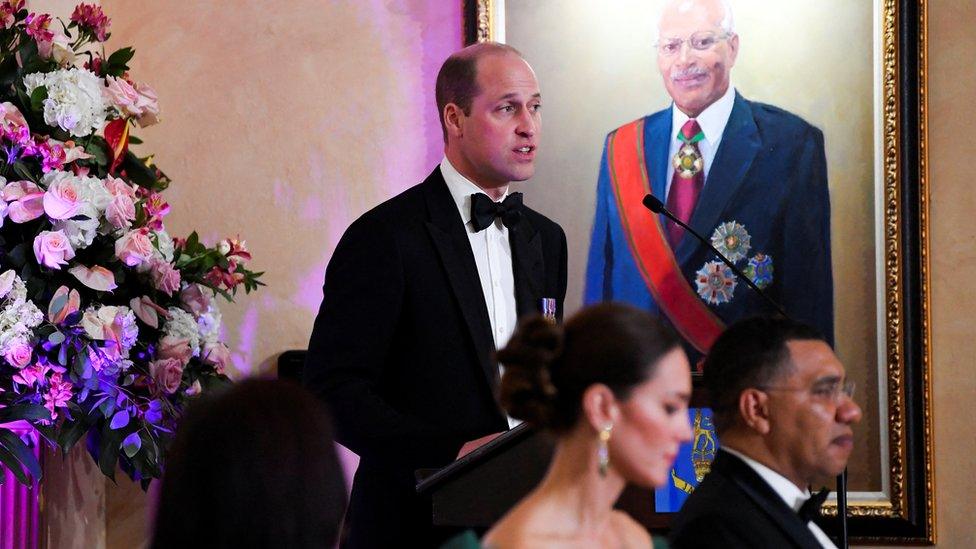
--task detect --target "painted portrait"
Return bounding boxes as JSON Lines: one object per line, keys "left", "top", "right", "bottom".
{"left": 467, "top": 0, "right": 936, "bottom": 541}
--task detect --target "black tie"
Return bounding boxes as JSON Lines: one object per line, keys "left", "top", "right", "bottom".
{"left": 798, "top": 487, "right": 829, "bottom": 523}
{"left": 470, "top": 192, "right": 523, "bottom": 232}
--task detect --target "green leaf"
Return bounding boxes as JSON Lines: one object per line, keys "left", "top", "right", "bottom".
{"left": 58, "top": 417, "right": 92, "bottom": 453}
{"left": 97, "top": 424, "right": 121, "bottom": 480}
{"left": 29, "top": 85, "right": 47, "bottom": 112}
{"left": 105, "top": 47, "right": 135, "bottom": 75}
{"left": 0, "top": 404, "right": 51, "bottom": 423}
{"left": 109, "top": 410, "right": 129, "bottom": 430}
{"left": 127, "top": 135, "right": 142, "bottom": 145}
{"left": 11, "top": 161, "right": 36, "bottom": 183}
{"left": 121, "top": 431, "right": 141, "bottom": 458}
{"left": 0, "top": 429, "right": 41, "bottom": 484}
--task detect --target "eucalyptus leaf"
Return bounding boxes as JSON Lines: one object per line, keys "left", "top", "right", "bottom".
{"left": 121, "top": 431, "right": 141, "bottom": 458}
{"left": 109, "top": 410, "right": 129, "bottom": 430}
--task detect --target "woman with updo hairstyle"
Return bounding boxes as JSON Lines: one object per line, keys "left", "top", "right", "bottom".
{"left": 483, "top": 303, "right": 693, "bottom": 548}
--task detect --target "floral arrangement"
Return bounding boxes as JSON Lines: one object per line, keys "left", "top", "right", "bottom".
{"left": 0, "top": 2, "right": 262, "bottom": 487}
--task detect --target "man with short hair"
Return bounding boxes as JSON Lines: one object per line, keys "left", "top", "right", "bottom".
{"left": 670, "top": 317, "right": 862, "bottom": 548}
{"left": 304, "top": 43, "right": 567, "bottom": 547}
{"left": 585, "top": 0, "right": 833, "bottom": 358}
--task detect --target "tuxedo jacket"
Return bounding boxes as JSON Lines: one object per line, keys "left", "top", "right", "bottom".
{"left": 669, "top": 451, "right": 827, "bottom": 549}
{"left": 585, "top": 93, "right": 833, "bottom": 350}
{"left": 304, "top": 167, "right": 567, "bottom": 547}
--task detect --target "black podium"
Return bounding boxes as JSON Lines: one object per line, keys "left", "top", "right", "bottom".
{"left": 416, "top": 424, "right": 662, "bottom": 532}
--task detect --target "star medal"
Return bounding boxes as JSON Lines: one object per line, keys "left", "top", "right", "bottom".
{"left": 673, "top": 143, "right": 703, "bottom": 178}
{"left": 710, "top": 221, "right": 751, "bottom": 263}
{"left": 695, "top": 260, "right": 737, "bottom": 305}
{"left": 743, "top": 253, "right": 774, "bottom": 289}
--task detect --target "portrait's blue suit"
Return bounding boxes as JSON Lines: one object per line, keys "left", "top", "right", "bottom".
{"left": 585, "top": 92, "right": 833, "bottom": 349}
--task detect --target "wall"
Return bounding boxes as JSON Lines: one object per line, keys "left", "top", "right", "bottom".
{"left": 22, "top": 0, "right": 976, "bottom": 547}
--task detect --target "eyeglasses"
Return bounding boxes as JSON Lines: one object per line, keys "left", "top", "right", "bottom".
{"left": 758, "top": 379, "right": 856, "bottom": 403}
{"left": 655, "top": 32, "right": 733, "bottom": 56}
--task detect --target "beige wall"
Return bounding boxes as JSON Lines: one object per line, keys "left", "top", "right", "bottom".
{"left": 23, "top": 0, "right": 976, "bottom": 547}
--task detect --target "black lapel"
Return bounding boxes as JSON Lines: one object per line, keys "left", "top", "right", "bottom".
{"left": 714, "top": 451, "right": 824, "bottom": 549}
{"left": 675, "top": 93, "right": 762, "bottom": 266}
{"left": 422, "top": 168, "right": 499, "bottom": 391}
{"left": 509, "top": 214, "right": 544, "bottom": 319}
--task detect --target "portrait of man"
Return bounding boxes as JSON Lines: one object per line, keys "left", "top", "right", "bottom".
{"left": 579, "top": 0, "right": 833, "bottom": 512}
{"left": 585, "top": 0, "right": 833, "bottom": 358}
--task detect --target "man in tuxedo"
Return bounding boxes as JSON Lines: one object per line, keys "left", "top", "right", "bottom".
{"left": 670, "top": 317, "right": 863, "bottom": 548}
{"left": 585, "top": 0, "right": 833, "bottom": 359}
{"left": 304, "top": 42, "right": 567, "bottom": 548}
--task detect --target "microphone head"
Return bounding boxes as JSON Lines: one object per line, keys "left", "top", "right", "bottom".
{"left": 642, "top": 194, "right": 665, "bottom": 213}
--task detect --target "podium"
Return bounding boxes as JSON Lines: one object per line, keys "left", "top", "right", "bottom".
{"left": 416, "top": 424, "right": 552, "bottom": 527}
{"left": 416, "top": 424, "right": 662, "bottom": 532}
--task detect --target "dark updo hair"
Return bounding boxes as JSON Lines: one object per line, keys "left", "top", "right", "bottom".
{"left": 498, "top": 303, "right": 682, "bottom": 433}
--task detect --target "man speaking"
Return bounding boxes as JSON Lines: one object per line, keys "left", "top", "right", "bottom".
{"left": 304, "top": 43, "right": 567, "bottom": 547}
{"left": 585, "top": 0, "right": 833, "bottom": 357}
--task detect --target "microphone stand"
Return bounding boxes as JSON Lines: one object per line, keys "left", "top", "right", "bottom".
{"left": 642, "top": 194, "right": 849, "bottom": 548}
{"left": 641, "top": 194, "right": 786, "bottom": 317}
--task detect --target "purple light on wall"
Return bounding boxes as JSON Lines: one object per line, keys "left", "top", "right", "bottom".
{"left": 0, "top": 422, "right": 40, "bottom": 549}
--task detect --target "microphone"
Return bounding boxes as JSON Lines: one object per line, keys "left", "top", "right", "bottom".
{"left": 642, "top": 194, "right": 787, "bottom": 317}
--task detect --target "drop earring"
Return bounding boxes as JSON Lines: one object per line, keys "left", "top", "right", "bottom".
{"left": 598, "top": 422, "right": 613, "bottom": 477}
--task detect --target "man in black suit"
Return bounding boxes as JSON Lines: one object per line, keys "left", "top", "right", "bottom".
{"left": 304, "top": 42, "right": 567, "bottom": 548}
{"left": 670, "top": 317, "right": 862, "bottom": 548}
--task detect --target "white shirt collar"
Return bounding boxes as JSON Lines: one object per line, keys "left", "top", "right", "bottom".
{"left": 670, "top": 85, "right": 737, "bottom": 147}
{"left": 439, "top": 157, "right": 509, "bottom": 227}
{"left": 721, "top": 446, "right": 810, "bottom": 512}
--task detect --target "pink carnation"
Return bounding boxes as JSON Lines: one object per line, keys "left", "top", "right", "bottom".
{"left": 33, "top": 230, "right": 75, "bottom": 269}
{"left": 150, "top": 357, "right": 183, "bottom": 394}
{"left": 149, "top": 258, "right": 180, "bottom": 296}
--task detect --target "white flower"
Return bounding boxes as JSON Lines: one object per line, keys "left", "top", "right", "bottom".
{"left": 154, "top": 230, "right": 175, "bottom": 262}
{"left": 42, "top": 170, "right": 112, "bottom": 215}
{"left": 54, "top": 216, "right": 99, "bottom": 249}
{"left": 196, "top": 301, "right": 222, "bottom": 350}
{"left": 23, "top": 68, "right": 108, "bottom": 138}
{"left": 0, "top": 274, "right": 42, "bottom": 353}
{"left": 163, "top": 307, "right": 201, "bottom": 354}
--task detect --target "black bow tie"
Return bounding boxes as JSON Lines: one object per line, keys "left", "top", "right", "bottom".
{"left": 470, "top": 192, "right": 523, "bottom": 231}
{"left": 797, "top": 487, "right": 829, "bottom": 523}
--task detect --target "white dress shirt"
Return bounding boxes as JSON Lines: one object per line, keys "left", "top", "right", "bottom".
{"left": 722, "top": 447, "right": 838, "bottom": 549}
{"left": 440, "top": 158, "right": 521, "bottom": 429}
{"left": 665, "top": 84, "right": 737, "bottom": 200}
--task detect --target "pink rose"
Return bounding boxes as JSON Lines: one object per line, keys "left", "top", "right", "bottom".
{"left": 42, "top": 175, "right": 82, "bottom": 220}
{"left": 0, "top": 101, "right": 28, "bottom": 132}
{"left": 134, "top": 82, "right": 159, "bottom": 127}
{"left": 157, "top": 335, "right": 192, "bottom": 367}
{"left": 150, "top": 357, "right": 183, "bottom": 394}
{"left": 115, "top": 229, "right": 153, "bottom": 267}
{"left": 149, "top": 258, "right": 180, "bottom": 296}
{"left": 33, "top": 230, "right": 75, "bottom": 269}
{"left": 3, "top": 180, "right": 44, "bottom": 223}
{"left": 202, "top": 342, "right": 231, "bottom": 375}
{"left": 104, "top": 76, "right": 141, "bottom": 117}
{"left": 106, "top": 194, "right": 135, "bottom": 229}
{"left": 104, "top": 176, "right": 136, "bottom": 199}
{"left": 48, "top": 285, "right": 81, "bottom": 324}
{"left": 180, "top": 284, "right": 212, "bottom": 317}
{"left": 3, "top": 341, "right": 33, "bottom": 369}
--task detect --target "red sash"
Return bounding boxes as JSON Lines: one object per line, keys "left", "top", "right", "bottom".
{"left": 607, "top": 120, "right": 725, "bottom": 353}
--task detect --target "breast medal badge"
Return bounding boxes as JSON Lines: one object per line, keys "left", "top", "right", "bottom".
{"left": 710, "top": 221, "right": 751, "bottom": 263}
{"left": 540, "top": 298, "right": 557, "bottom": 323}
{"left": 743, "top": 253, "right": 774, "bottom": 289}
{"left": 695, "top": 261, "right": 737, "bottom": 305}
